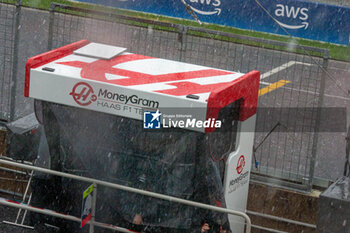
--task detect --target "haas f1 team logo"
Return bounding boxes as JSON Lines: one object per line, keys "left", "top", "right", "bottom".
{"left": 236, "top": 155, "right": 245, "bottom": 175}
{"left": 70, "top": 82, "right": 97, "bottom": 106}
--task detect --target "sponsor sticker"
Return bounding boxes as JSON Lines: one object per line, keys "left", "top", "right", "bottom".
{"left": 81, "top": 184, "right": 94, "bottom": 228}
{"left": 236, "top": 155, "right": 245, "bottom": 175}
{"left": 70, "top": 82, "right": 97, "bottom": 106}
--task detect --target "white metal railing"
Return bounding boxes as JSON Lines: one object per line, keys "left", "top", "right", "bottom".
{"left": 1, "top": 156, "right": 35, "bottom": 229}
{"left": 0, "top": 159, "right": 252, "bottom": 233}
{"left": 0, "top": 196, "right": 138, "bottom": 233}
{"left": 2, "top": 170, "right": 34, "bottom": 229}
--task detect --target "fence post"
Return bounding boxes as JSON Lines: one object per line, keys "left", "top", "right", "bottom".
{"left": 9, "top": 0, "right": 22, "bottom": 122}
{"left": 47, "top": 3, "right": 56, "bottom": 51}
{"left": 307, "top": 50, "right": 329, "bottom": 191}
{"left": 178, "top": 25, "right": 187, "bottom": 62}
{"left": 89, "top": 182, "right": 97, "bottom": 233}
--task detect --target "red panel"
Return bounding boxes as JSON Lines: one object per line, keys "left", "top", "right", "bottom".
{"left": 205, "top": 70, "right": 260, "bottom": 132}
{"left": 24, "top": 40, "right": 90, "bottom": 97}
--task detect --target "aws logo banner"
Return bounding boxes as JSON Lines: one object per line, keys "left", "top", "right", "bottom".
{"left": 75, "top": 0, "right": 350, "bottom": 45}
{"left": 256, "top": 0, "right": 350, "bottom": 44}
{"left": 274, "top": 4, "right": 309, "bottom": 30}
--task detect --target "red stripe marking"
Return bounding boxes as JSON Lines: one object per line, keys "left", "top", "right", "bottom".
{"left": 58, "top": 54, "right": 154, "bottom": 83}
{"left": 58, "top": 61, "right": 87, "bottom": 68}
{"left": 55, "top": 210, "right": 67, "bottom": 216}
{"left": 25, "top": 39, "right": 90, "bottom": 97}
{"left": 7, "top": 199, "right": 20, "bottom": 204}
{"left": 108, "top": 69, "right": 231, "bottom": 86}
{"left": 58, "top": 55, "right": 232, "bottom": 86}
{"left": 155, "top": 81, "right": 235, "bottom": 96}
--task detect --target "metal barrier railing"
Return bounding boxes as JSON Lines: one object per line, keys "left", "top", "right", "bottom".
{"left": 0, "top": 159, "right": 252, "bottom": 233}
{"left": 0, "top": 197, "right": 137, "bottom": 233}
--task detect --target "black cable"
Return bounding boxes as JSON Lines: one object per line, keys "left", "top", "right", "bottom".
{"left": 253, "top": 122, "right": 282, "bottom": 169}
{"left": 344, "top": 160, "right": 350, "bottom": 177}
{"left": 344, "top": 126, "right": 350, "bottom": 177}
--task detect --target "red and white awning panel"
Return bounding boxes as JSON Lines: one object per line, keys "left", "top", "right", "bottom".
{"left": 25, "top": 40, "right": 260, "bottom": 132}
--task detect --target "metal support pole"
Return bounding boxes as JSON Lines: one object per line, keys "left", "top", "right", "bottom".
{"left": 89, "top": 182, "right": 97, "bottom": 233}
{"left": 15, "top": 169, "right": 34, "bottom": 223}
{"left": 0, "top": 166, "right": 27, "bottom": 175}
{"left": 2, "top": 161, "right": 35, "bottom": 229}
{"left": 9, "top": 0, "right": 22, "bottom": 122}
{"left": 246, "top": 210, "right": 316, "bottom": 229}
{"left": 47, "top": 3, "right": 56, "bottom": 50}
{"left": 178, "top": 25, "right": 187, "bottom": 62}
{"left": 20, "top": 193, "right": 32, "bottom": 224}
{"left": 307, "top": 50, "right": 329, "bottom": 191}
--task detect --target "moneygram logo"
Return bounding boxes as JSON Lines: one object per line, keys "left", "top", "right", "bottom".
{"left": 236, "top": 155, "right": 245, "bottom": 175}
{"left": 70, "top": 82, "right": 97, "bottom": 106}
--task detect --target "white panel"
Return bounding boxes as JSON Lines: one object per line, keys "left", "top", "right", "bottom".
{"left": 74, "top": 42, "right": 127, "bottom": 59}
{"left": 179, "top": 72, "right": 244, "bottom": 85}
{"left": 55, "top": 54, "right": 98, "bottom": 63}
{"left": 223, "top": 116, "right": 256, "bottom": 233}
{"left": 114, "top": 58, "right": 207, "bottom": 75}
{"left": 105, "top": 73, "right": 130, "bottom": 81}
